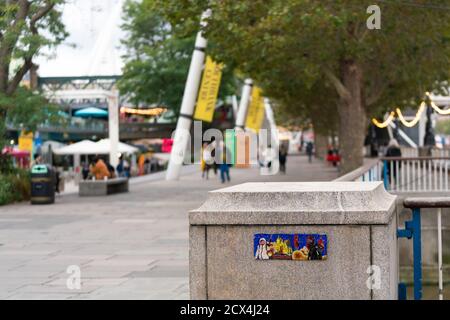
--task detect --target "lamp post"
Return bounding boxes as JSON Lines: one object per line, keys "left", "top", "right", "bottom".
{"left": 423, "top": 98, "right": 435, "bottom": 147}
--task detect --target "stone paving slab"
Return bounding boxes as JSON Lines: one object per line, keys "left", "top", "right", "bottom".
{"left": 0, "top": 155, "right": 337, "bottom": 299}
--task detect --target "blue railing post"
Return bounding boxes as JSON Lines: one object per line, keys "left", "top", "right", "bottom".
{"left": 397, "top": 207, "right": 422, "bottom": 300}
{"left": 412, "top": 208, "right": 422, "bottom": 300}
{"left": 383, "top": 160, "right": 389, "bottom": 190}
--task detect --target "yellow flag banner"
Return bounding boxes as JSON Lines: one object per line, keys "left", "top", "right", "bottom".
{"left": 194, "top": 56, "right": 223, "bottom": 122}
{"left": 245, "top": 86, "right": 265, "bottom": 132}
{"left": 18, "top": 131, "right": 33, "bottom": 153}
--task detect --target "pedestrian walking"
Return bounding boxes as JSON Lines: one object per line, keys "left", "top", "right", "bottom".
{"left": 116, "top": 155, "right": 130, "bottom": 178}
{"left": 279, "top": 144, "right": 288, "bottom": 174}
{"left": 384, "top": 138, "right": 402, "bottom": 184}
{"left": 138, "top": 154, "right": 145, "bottom": 176}
{"left": 219, "top": 142, "right": 231, "bottom": 183}
{"left": 81, "top": 161, "right": 90, "bottom": 180}
{"left": 306, "top": 141, "right": 314, "bottom": 163}
{"left": 116, "top": 156, "right": 125, "bottom": 177}
{"left": 201, "top": 142, "right": 212, "bottom": 179}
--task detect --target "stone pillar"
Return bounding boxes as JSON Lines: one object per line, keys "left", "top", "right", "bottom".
{"left": 190, "top": 182, "right": 398, "bottom": 300}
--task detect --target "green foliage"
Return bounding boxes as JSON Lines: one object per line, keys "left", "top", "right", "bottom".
{"left": 0, "top": 154, "right": 30, "bottom": 205}
{"left": 150, "top": 0, "right": 450, "bottom": 171}
{"left": 0, "top": 1, "right": 68, "bottom": 141}
{"left": 0, "top": 152, "right": 14, "bottom": 173}
{"left": 0, "top": 174, "right": 14, "bottom": 205}
{"left": 118, "top": 0, "right": 239, "bottom": 114}
{"left": 0, "top": 86, "right": 61, "bottom": 126}
{"left": 0, "top": 1, "right": 67, "bottom": 64}
{"left": 155, "top": 0, "right": 450, "bottom": 110}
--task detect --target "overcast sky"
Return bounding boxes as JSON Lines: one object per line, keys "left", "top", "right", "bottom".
{"left": 36, "top": 0, "right": 126, "bottom": 77}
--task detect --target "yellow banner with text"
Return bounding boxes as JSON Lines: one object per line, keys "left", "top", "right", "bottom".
{"left": 194, "top": 56, "right": 223, "bottom": 122}
{"left": 245, "top": 86, "right": 265, "bottom": 132}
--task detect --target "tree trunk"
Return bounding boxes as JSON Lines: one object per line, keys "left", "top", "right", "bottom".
{"left": 337, "top": 61, "right": 367, "bottom": 174}
{"left": 314, "top": 132, "right": 328, "bottom": 160}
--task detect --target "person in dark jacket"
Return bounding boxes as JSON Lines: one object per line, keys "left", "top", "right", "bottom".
{"left": 218, "top": 142, "right": 232, "bottom": 183}
{"left": 384, "top": 138, "right": 402, "bottom": 183}
{"left": 279, "top": 144, "right": 288, "bottom": 174}
{"left": 305, "top": 141, "right": 314, "bottom": 163}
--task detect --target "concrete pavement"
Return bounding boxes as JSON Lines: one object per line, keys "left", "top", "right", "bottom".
{"left": 0, "top": 155, "right": 338, "bottom": 299}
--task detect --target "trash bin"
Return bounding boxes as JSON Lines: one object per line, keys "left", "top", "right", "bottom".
{"left": 31, "top": 164, "right": 55, "bottom": 204}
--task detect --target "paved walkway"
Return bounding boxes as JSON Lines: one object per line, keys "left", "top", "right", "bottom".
{"left": 0, "top": 155, "right": 338, "bottom": 299}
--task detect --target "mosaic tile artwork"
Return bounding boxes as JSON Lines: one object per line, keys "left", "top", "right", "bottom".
{"left": 254, "top": 233, "right": 328, "bottom": 261}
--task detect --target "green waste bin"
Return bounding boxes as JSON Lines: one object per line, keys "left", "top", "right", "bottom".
{"left": 30, "top": 165, "right": 55, "bottom": 204}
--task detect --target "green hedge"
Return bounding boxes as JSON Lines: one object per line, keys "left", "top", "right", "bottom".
{"left": 0, "top": 170, "right": 31, "bottom": 206}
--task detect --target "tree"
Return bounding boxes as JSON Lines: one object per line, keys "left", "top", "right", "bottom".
{"left": 119, "top": 0, "right": 238, "bottom": 115}
{"left": 0, "top": 0, "right": 67, "bottom": 138}
{"left": 151, "top": 0, "right": 450, "bottom": 173}
{"left": 261, "top": 74, "right": 339, "bottom": 159}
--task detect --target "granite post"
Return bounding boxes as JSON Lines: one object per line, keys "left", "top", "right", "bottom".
{"left": 189, "top": 182, "right": 398, "bottom": 300}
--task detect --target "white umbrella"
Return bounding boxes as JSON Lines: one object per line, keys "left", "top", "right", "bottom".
{"left": 53, "top": 140, "right": 98, "bottom": 155}
{"left": 41, "top": 140, "right": 66, "bottom": 153}
{"left": 95, "top": 139, "right": 139, "bottom": 155}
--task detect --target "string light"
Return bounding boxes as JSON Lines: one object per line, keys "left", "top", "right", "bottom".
{"left": 372, "top": 111, "right": 395, "bottom": 128}
{"left": 430, "top": 101, "right": 450, "bottom": 115}
{"left": 372, "top": 93, "right": 450, "bottom": 129}
{"left": 120, "top": 107, "right": 167, "bottom": 116}
{"left": 396, "top": 102, "right": 426, "bottom": 127}
{"left": 424, "top": 91, "right": 450, "bottom": 115}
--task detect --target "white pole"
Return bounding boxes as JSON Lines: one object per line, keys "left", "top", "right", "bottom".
{"left": 264, "top": 98, "right": 279, "bottom": 145}
{"left": 235, "top": 78, "right": 253, "bottom": 130}
{"left": 437, "top": 208, "right": 443, "bottom": 300}
{"left": 231, "top": 95, "right": 239, "bottom": 119}
{"left": 388, "top": 121, "right": 417, "bottom": 148}
{"left": 418, "top": 105, "right": 427, "bottom": 147}
{"left": 108, "top": 91, "right": 120, "bottom": 169}
{"left": 166, "top": 12, "right": 209, "bottom": 181}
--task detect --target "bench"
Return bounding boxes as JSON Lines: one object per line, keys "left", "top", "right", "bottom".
{"left": 79, "top": 178, "right": 129, "bottom": 196}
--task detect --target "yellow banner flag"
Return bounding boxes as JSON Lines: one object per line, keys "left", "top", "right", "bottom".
{"left": 18, "top": 131, "right": 33, "bottom": 153}
{"left": 245, "top": 86, "right": 265, "bottom": 132}
{"left": 194, "top": 56, "right": 223, "bottom": 122}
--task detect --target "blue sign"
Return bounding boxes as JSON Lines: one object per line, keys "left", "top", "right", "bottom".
{"left": 254, "top": 233, "right": 328, "bottom": 261}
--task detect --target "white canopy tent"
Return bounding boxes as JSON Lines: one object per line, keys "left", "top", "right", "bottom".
{"left": 54, "top": 139, "right": 138, "bottom": 156}
{"left": 94, "top": 139, "right": 139, "bottom": 155}
{"left": 53, "top": 139, "right": 138, "bottom": 183}
{"left": 53, "top": 140, "right": 98, "bottom": 155}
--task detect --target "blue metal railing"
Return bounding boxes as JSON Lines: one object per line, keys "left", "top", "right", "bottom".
{"left": 399, "top": 197, "right": 449, "bottom": 300}
{"left": 336, "top": 163, "right": 448, "bottom": 300}
{"left": 397, "top": 206, "right": 422, "bottom": 300}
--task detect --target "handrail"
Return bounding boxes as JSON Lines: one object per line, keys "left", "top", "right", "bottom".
{"left": 381, "top": 156, "right": 450, "bottom": 161}
{"left": 335, "top": 157, "right": 450, "bottom": 192}
{"left": 404, "top": 197, "right": 450, "bottom": 208}
{"left": 334, "top": 158, "right": 379, "bottom": 182}
{"left": 380, "top": 156, "right": 450, "bottom": 161}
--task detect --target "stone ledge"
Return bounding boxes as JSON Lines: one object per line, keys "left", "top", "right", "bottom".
{"left": 79, "top": 178, "right": 129, "bottom": 196}
{"left": 190, "top": 182, "right": 396, "bottom": 225}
